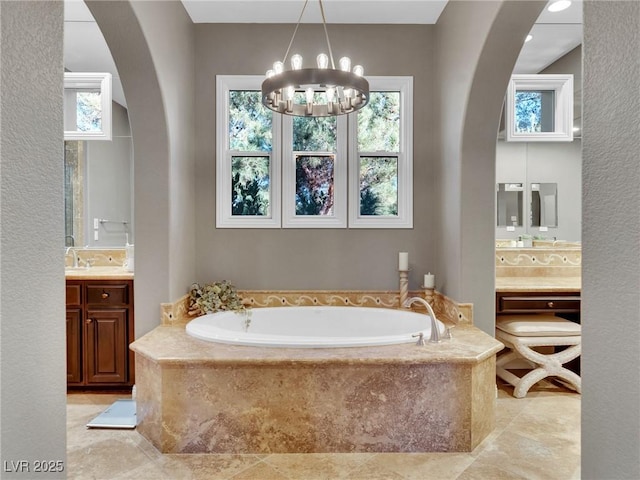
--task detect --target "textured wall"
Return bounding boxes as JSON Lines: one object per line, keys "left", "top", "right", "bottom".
{"left": 0, "top": 1, "right": 67, "bottom": 474}
{"left": 87, "top": 0, "right": 196, "bottom": 336}
{"left": 434, "top": 0, "right": 546, "bottom": 334}
{"left": 582, "top": 1, "right": 640, "bottom": 478}
{"left": 194, "top": 24, "right": 435, "bottom": 291}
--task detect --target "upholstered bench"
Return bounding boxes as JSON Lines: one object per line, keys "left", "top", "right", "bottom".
{"left": 496, "top": 314, "right": 581, "bottom": 398}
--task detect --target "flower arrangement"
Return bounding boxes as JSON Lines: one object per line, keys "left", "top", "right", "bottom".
{"left": 188, "top": 280, "right": 246, "bottom": 316}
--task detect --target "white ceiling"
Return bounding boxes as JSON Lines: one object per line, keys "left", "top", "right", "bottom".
{"left": 64, "top": 0, "right": 583, "bottom": 108}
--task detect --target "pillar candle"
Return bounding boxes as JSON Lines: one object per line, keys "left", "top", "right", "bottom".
{"left": 398, "top": 252, "right": 409, "bottom": 270}
{"left": 423, "top": 273, "right": 435, "bottom": 288}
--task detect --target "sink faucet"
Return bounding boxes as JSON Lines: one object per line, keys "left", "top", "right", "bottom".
{"left": 65, "top": 247, "right": 79, "bottom": 268}
{"left": 403, "top": 296, "right": 443, "bottom": 343}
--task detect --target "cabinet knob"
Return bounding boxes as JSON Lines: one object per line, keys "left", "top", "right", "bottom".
{"left": 86, "top": 318, "right": 93, "bottom": 324}
{"left": 101, "top": 292, "right": 110, "bottom": 299}
{"left": 547, "top": 301, "right": 554, "bottom": 308}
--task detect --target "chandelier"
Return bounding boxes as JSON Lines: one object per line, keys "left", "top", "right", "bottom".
{"left": 261, "top": 0, "right": 369, "bottom": 117}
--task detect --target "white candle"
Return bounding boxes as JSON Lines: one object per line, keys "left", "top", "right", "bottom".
{"left": 398, "top": 252, "right": 409, "bottom": 271}
{"left": 423, "top": 273, "right": 435, "bottom": 289}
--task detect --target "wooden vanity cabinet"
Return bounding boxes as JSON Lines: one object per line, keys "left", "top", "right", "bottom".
{"left": 496, "top": 291, "right": 580, "bottom": 315}
{"left": 66, "top": 279, "right": 134, "bottom": 388}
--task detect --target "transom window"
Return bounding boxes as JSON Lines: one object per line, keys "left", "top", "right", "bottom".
{"left": 216, "top": 75, "right": 413, "bottom": 228}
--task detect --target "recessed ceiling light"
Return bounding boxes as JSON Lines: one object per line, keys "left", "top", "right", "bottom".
{"left": 525, "top": 34, "right": 533, "bottom": 43}
{"left": 548, "top": 0, "right": 572, "bottom": 13}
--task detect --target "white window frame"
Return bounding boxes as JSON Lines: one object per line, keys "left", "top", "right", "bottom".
{"left": 216, "top": 75, "right": 281, "bottom": 228}
{"left": 282, "top": 115, "right": 347, "bottom": 228}
{"left": 64, "top": 72, "right": 112, "bottom": 141}
{"left": 505, "top": 74, "right": 573, "bottom": 142}
{"left": 348, "top": 76, "right": 413, "bottom": 228}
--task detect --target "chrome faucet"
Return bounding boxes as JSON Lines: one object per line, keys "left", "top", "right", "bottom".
{"left": 404, "top": 296, "right": 444, "bottom": 343}
{"left": 65, "top": 247, "right": 79, "bottom": 268}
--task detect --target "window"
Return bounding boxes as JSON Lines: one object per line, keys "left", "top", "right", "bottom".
{"left": 64, "top": 72, "right": 112, "bottom": 141}
{"left": 282, "top": 108, "right": 347, "bottom": 228}
{"left": 349, "top": 77, "right": 413, "bottom": 228}
{"left": 505, "top": 74, "right": 573, "bottom": 142}
{"left": 216, "top": 75, "right": 413, "bottom": 229}
{"left": 216, "top": 76, "right": 281, "bottom": 228}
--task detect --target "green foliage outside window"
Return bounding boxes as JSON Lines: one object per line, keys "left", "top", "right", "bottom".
{"left": 358, "top": 92, "right": 400, "bottom": 152}
{"left": 359, "top": 156, "right": 398, "bottom": 216}
{"left": 295, "top": 155, "right": 334, "bottom": 216}
{"left": 231, "top": 156, "right": 270, "bottom": 216}
{"left": 292, "top": 114, "right": 336, "bottom": 152}
{"left": 76, "top": 91, "right": 102, "bottom": 132}
{"left": 229, "top": 91, "right": 272, "bottom": 152}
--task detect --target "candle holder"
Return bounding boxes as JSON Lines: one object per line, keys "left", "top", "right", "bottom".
{"left": 422, "top": 286, "right": 435, "bottom": 306}
{"left": 399, "top": 270, "right": 409, "bottom": 308}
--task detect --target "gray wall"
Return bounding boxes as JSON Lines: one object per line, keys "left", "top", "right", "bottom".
{"left": 582, "top": 1, "right": 640, "bottom": 477}
{"left": 434, "top": 0, "right": 547, "bottom": 334}
{"left": 85, "top": 102, "right": 133, "bottom": 247}
{"left": 496, "top": 139, "right": 582, "bottom": 241}
{"left": 87, "top": 0, "right": 196, "bottom": 337}
{"left": 0, "top": 1, "right": 67, "bottom": 475}
{"left": 194, "top": 24, "right": 435, "bottom": 291}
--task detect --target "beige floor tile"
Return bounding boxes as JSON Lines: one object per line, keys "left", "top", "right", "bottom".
{"left": 66, "top": 383, "right": 581, "bottom": 480}
{"left": 228, "top": 460, "right": 292, "bottom": 480}
{"left": 157, "top": 454, "right": 264, "bottom": 480}
{"left": 262, "top": 453, "right": 375, "bottom": 480}
{"left": 363, "top": 452, "right": 475, "bottom": 480}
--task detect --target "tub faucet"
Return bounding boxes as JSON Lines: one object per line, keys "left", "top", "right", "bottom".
{"left": 65, "top": 247, "right": 79, "bottom": 268}
{"left": 404, "top": 296, "right": 442, "bottom": 343}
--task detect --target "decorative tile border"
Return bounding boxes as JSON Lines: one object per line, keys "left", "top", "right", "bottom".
{"left": 65, "top": 248, "right": 127, "bottom": 267}
{"left": 496, "top": 248, "right": 581, "bottom": 267}
{"left": 161, "top": 290, "right": 473, "bottom": 326}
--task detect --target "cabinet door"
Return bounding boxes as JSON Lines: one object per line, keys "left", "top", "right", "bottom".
{"left": 66, "top": 308, "right": 83, "bottom": 384}
{"left": 85, "top": 308, "right": 128, "bottom": 384}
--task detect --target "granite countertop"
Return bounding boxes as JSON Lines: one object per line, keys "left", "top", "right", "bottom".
{"left": 130, "top": 324, "right": 504, "bottom": 366}
{"left": 495, "top": 276, "right": 581, "bottom": 292}
{"left": 65, "top": 266, "right": 134, "bottom": 280}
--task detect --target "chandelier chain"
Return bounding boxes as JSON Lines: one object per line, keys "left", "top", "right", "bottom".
{"left": 318, "top": 0, "right": 336, "bottom": 69}
{"left": 282, "top": 0, "right": 310, "bottom": 64}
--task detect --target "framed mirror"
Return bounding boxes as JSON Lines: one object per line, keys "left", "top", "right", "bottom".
{"left": 531, "top": 183, "right": 558, "bottom": 228}
{"left": 497, "top": 183, "right": 524, "bottom": 227}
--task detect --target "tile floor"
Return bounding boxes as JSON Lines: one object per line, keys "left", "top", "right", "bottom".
{"left": 67, "top": 379, "right": 580, "bottom": 480}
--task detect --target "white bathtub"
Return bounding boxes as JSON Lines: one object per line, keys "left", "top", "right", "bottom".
{"left": 185, "top": 306, "right": 445, "bottom": 348}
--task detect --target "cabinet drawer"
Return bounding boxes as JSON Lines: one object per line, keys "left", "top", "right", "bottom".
{"left": 66, "top": 283, "right": 82, "bottom": 306}
{"left": 499, "top": 295, "right": 581, "bottom": 313}
{"left": 86, "top": 283, "right": 130, "bottom": 306}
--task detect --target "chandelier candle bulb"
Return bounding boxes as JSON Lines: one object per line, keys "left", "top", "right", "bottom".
{"left": 317, "top": 53, "right": 329, "bottom": 69}
{"left": 291, "top": 54, "right": 303, "bottom": 70}
{"left": 399, "top": 252, "right": 409, "bottom": 271}
{"left": 424, "top": 273, "right": 435, "bottom": 289}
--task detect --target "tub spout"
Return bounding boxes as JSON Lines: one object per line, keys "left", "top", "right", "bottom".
{"left": 403, "top": 297, "right": 441, "bottom": 343}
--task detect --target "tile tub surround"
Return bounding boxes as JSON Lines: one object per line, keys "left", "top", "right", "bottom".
{"left": 130, "top": 324, "right": 502, "bottom": 454}
{"left": 65, "top": 248, "right": 128, "bottom": 268}
{"left": 161, "top": 290, "right": 474, "bottom": 327}
{"left": 496, "top": 246, "right": 581, "bottom": 292}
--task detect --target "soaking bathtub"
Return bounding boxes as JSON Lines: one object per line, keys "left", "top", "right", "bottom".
{"left": 132, "top": 303, "right": 503, "bottom": 454}
{"left": 185, "top": 306, "right": 446, "bottom": 348}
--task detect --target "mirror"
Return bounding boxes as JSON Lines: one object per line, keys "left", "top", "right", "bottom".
{"left": 531, "top": 183, "right": 558, "bottom": 228}
{"left": 497, "top": 183, "right": 524, "bottom": 227}
{"left": 64, "top": 102, "right": 133, "bottom": 247}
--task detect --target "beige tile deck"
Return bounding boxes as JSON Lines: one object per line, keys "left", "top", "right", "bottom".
{"left": 67, "top": 380, "right": 580, "bottom": 480}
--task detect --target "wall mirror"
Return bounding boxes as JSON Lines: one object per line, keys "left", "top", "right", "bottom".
{"left": 64, "top": 103, "right": 133, "bottom": 248}
{"left": 497, "top": 183, "right": 524, "bottom": 227}
{"left": 531, "top": 183, "right": 558, "bottom": 228}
